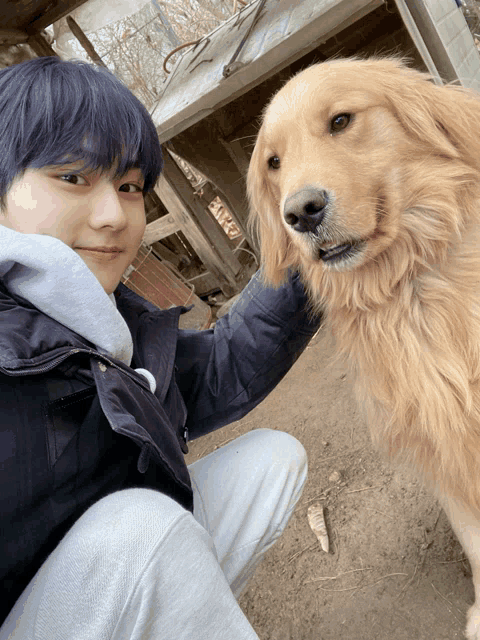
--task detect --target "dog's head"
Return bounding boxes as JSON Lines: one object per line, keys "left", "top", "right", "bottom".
{"left": 248, "top": 58, "right": 480, "bottom": 288}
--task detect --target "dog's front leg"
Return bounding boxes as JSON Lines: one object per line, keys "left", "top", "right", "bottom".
{"left": 441, "top": 496, "right": 480, "bottom": 639}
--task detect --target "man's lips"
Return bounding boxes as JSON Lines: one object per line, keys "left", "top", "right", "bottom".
{"left": 76, "top": 246, "right": 124, "bottom": 253}
{"left": 75, "top": 247, "right": 126, "bottom": 263}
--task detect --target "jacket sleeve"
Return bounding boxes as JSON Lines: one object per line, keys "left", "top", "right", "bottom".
{"left": 174, "top": 270, "right": 323, "bottom": 439}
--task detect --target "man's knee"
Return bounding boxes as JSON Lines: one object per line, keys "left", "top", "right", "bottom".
{"left": 61, "top": 488, "right": 189, "bottom": 568}
{"left": 236, "top": 428, "right": 308, "bottom": 476}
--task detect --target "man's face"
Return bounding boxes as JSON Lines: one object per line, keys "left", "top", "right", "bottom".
{"left": 0, "top": 164, "right": 146, "bottom": 294}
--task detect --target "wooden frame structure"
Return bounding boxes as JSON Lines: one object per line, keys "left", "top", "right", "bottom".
{"left": 0, "top": 1, "right": 88, "bottom": 56}
{"left": 146, "top": 152, "right": 242, "bottom": 297}
{"left": 146, "top": 0, "right": 480, "bottom": 297}
{"left": 4, "top": 0, "right": 480, "bottom": 300}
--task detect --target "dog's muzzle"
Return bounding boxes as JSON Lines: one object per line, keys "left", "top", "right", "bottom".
{"left": 283, "top": 187, "right": 329, "bottom": 233}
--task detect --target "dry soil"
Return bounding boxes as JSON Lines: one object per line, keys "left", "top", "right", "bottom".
{"left": 185, "top": 325, "right": 473, "bottom": 640}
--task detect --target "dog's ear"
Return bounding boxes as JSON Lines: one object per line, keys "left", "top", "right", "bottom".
{"left": 384, "top": 63, "right": 480, "bottom": 166}
{"left": 247, "top": 130, "right": 294, "bottom": 285}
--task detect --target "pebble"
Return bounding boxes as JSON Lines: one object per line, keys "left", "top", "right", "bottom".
{"left": 329, "top": 470, "right": 342, "bottom": 483}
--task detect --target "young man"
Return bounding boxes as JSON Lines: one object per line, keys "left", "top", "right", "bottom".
{"left": 0, "top": 57, "right": 321, "bottom": 639}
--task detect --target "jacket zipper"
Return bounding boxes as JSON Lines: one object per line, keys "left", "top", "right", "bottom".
{"left": 0, "top": 348, "right": 125, "bottom": 377}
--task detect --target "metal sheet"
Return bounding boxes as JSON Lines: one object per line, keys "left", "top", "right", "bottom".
{"left": 151, "top": 0, "right": 383, "bottom": 142}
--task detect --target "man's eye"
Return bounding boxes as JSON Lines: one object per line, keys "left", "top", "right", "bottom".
{"left": 60, "top": 174, "right": 87, "bottom": 185}
{"left": 119, "top": 183, "right": 143, "bottom": 193}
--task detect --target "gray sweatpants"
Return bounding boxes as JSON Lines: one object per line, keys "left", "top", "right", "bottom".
{"left": 1, "top": 429, "right": 307, "bottom": 639}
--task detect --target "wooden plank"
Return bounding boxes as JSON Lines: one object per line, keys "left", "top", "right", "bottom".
{"left": 27, "top": 33, "right": 58, "bottom": 57}
{"left": 219, "top": 138, "right": 250, "bottom": 176}
{"left": 150, "top": 242, "right": 184, "bottom": 268}
{"left": 143, "top": 213, "right": 181, "bottom": 244}
{"left": 161, "top": 152, "right": 242, "bottom": 276}
{"left": 152, "top": 0, "right": 383, "bottom": 143}
{"left": 66, "top": 15, "right": 107, "bottom": 67}
{"left": 0, "top": 29, "right": 28, "bottom": 45}
{"left": 21, "top": 0, "right": 90, "bottom": 33}
{"left": 186, "top": 270, "right": 223, "bottom": 297}
{"left": 404, "top": 0, "right": 480, "bottom": 88}
{"left": 122, "top": 245, "right": 212, "bottom": 329}
{"left": 155, "top": 160, "right": 239, "bottom": 296}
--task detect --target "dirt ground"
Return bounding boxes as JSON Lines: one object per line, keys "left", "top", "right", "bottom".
{"left": 185, "top": 324, "right": 474, "bottom": 640}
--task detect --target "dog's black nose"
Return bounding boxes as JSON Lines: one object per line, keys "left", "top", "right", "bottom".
{"left": 283, "top": 188, "right": 329, "bottom": 233}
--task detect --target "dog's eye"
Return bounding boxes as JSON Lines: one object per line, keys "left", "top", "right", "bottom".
{"left": 330, "top": 113, "right": 352, "bottom": 134}
{"left": 268, "top": 155, "right": 281, "bottom": 170}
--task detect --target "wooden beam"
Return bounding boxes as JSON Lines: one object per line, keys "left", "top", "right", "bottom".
{"left": 162, "top": 152, "right": 242, "bottom": 275}
{"left": 194, "top": 183, "right": 238, "bottom": 249}
{"left": 0, "top": 29, "right": 29, "bottom": 45}
{"left": 150, "top": 242, "right": 185, "bottom": 268}
{"left": 66, "top": 16, "right": 107, "bottom": 67}
{"left": 27, "top": 33, "right": 58, "bottom": 57}
{"left": 144, "top": 213, "right": 181, "bottom": 244}
{"left": 24, "top": 0, "right": 90, "bottom": 33}
{"left": 195, "top": 180, "right": 217, "bottom": 205}
{"left": 155, "top": 155, "right": 241, "bottom": 296}
{"left": 219, "top": 137, "right": 250, "bottom": 176}
{"left": 167, "top": 134, "right": 254, "bottom": 246}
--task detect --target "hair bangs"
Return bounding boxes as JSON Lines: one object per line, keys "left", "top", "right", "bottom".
{"left": 0, "top": 57, "right": 162, "bottom": 202}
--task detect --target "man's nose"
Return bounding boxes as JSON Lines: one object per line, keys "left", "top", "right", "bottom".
{"left": 89, "top": 184, "right": 127, "bottom": 229}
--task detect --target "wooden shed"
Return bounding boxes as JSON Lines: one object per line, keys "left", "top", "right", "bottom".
{"left": 146, "top": 0, "right": 480, "bottom": 296}
{"left": 2, "top": 0, "right": 480, "bottom": 306}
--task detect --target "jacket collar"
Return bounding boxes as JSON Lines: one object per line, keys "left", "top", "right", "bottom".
{"left": 0, "top": 281, "right": 184, "bottom": 404}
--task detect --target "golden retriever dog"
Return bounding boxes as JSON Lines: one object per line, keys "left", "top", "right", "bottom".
{"left": 247, "top": 57, "right": 480, "bottom": 639}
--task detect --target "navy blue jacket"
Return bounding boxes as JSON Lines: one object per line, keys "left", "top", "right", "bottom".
{"left": 0, "top": 270, "right": 321, "bottom": 624}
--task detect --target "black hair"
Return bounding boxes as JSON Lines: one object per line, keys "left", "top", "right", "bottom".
{"left": 0, "top": 56, "right": 163, "bottom": 206}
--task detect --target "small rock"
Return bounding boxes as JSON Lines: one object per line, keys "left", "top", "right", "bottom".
{"left": 329, "top": 470, "right": 342, "bottom": 483}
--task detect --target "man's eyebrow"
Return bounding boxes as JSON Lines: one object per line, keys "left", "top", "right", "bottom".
{"left": 43, "top": 163, "right": 91, "bottom": 172}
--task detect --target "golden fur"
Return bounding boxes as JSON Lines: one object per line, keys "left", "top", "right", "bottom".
{"left": 247, "top": 58, "right": 480, "bottom": 638}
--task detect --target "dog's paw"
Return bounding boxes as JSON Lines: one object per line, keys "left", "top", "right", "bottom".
{"left": 466, "top": 603, "right": 480, "bottom": 639}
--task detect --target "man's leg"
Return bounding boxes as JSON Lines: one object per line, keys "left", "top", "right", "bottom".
{"left": 189, "top": 428, "right": 308, "bottom": 597}
{"left": 0, "top": 488, "right": 260, "bottom": 640}
{"left": 1, "top": 429, "right": 306, "bottom": 639}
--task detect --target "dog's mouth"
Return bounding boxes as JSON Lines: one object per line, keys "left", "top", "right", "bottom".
{"left": 317, "top": 239, "right": 365, "bottom": 263}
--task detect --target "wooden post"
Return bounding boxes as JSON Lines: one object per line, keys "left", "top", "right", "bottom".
{"left": 66, "top": 16, "right": 107, "bottom": 67}
{"left": 0, "top": 29, "right": 29, "bottom": 45}
{"left": 156, "top": 152, "right": 242, "bottom": 296}
{"left": 219, "top": 137, "right": 250, "bottom": 176}
{"left": 27, "top": 33, "right": 58, "bottom": 57}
